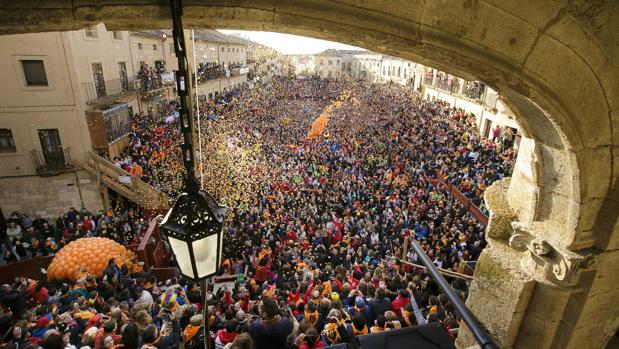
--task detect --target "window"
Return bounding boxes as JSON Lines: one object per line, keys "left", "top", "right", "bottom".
{"left": 153, "top": 44, "right": 158, "bottom": 50}
{"left": 221, "top": 47, "right": 225, "bottom": 52}
{"left": 85, "top": 26, "right": 98, "bottom": 38}
{"left": 138, "top": 43, "right": 143, "bottom": 50}
{"left": 118, "top": 62, "right": 129, "bottom": 91}
{"left": 21, "top": 60, "right": 48, "bottom": 86}
{"left": 228, "top": 48, "right": 230, "bottom": 52}
{"left": 0, "top": 129, "right": 16, "bottom": 152}
{"left": 37, "top": 129, "right": 65, "bottom": 170}
{"left": 112, "top": 31, "right": 122, "bottom": 40}
{"left": 91, "top": 62, "right": 106, "bottom": 98}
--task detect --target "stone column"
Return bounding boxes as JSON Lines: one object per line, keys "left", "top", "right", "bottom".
{"left": 456, "top": 176, "right": 617, "bottom": 349}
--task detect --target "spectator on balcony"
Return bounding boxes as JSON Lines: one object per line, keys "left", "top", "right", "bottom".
{"left": 491, "top": 125, "right": 501, "bottom": 142}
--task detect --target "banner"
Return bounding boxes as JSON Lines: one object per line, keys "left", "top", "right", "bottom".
{"left": 160, "top": 72, "right": 175, "bottom": 84}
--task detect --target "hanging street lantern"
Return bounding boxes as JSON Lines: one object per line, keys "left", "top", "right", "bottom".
{"left": 159, "top": 0, "right": 227, "bottom": 282}
{"left": 159, "top": 190, "right": 226, "bottom": 280}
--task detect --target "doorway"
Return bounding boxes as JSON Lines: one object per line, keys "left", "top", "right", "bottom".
{"left": 38, "top": 129, "right": 64, "bottom": 169}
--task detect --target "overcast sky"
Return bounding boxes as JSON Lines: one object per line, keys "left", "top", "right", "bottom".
{"left": 218, "top": 30, "right": 362, "bottom": 55}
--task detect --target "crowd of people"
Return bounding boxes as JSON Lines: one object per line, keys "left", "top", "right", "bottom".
{"left": 0, "top": 76, "right": 517, "bottom": 349}
{"left": 113, "top": 101, "right": 185, "bottom": 199}
{"left": 1, "top": 203, "right": 149, "bottom": 266}
{"left": 136, "top": 62, "right": 169, "bottom": 92}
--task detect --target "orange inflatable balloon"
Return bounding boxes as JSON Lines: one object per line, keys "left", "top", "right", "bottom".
{"left": 47, "top": 237, "right": 138, "bottom": 281}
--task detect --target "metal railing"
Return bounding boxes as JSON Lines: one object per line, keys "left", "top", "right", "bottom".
{"left": 434, "top": 171, "right": 489, "bottom": 225}
{"left": 423, "top": 76, "right": 485, "bottom": 102}
{"left": 136, "top": 74, "right": 167, "bottom": 92}
{"left": 73, "top": 152, "right": 169, "bottom": 210}
{"left": 82, "top": 78, "right": 137, "bottom": 104}
{"left": 31, "top": 147, "right": 74, "bottom": 176}
{"left": 409, "top": 238, "right": 498, "bottom": 349}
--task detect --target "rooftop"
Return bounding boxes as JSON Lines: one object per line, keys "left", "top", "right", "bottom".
{"left": 192, "top": 29, "right": 249, "bottom": 46}
{"left": 316, "top": 48, "right": 366, "bottom": 56}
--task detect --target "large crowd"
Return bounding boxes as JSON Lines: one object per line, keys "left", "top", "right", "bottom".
{"left": 0, "top": 76, "right": 516, "bottom": 349}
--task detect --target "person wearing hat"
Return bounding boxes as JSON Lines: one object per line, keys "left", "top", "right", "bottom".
{"left": 31, "top": 316, "right": 50, "bottom": 340}
{"left": 346, "top": 296, "right": 372, "bottom": 328}
{"left": 182, "top": 314, "right": 204, "bottom": 349}
{"left": 133, "top": 285, "right": 153, "bottom": 309}
{"left": 235, "top": 309, "right": 249, "bottom": 333}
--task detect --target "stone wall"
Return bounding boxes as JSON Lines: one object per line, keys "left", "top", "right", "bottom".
{"left": 0, "top": 1, "right": 617, "bottom": 348}
{"left": 0, "top": 170, "right": 103, "bottom": 218}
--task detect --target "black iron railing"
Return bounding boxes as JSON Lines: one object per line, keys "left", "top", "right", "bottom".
{"left": 409, "top": 238, "right": 499, "bottom": 349}
{"left": 82, "top": 78, "right": 137, "bottom": 104}
{"left": 31, "top": 147, "right": 74, "bottom": 176}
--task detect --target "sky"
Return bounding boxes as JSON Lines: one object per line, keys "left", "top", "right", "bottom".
{"left": 218, "top": 30, "right": 363, "bottom": 55}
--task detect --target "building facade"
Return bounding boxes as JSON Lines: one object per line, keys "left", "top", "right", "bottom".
{"left": 0, "top": 26, "right": 250, "bottom": 217}
{"left": 291, "top": 49, "right": 520, "bottom": 151}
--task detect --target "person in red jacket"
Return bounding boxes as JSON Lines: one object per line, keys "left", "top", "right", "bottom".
{"left": 391, "top": 289, "right": 411, "bottom": 317}
{"left": 214, "top": 320, "right": 238, "bottom": 349}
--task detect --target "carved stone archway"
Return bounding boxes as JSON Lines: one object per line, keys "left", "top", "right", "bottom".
{"left": 1, "top": 1, "right": 617, "bottom": 348}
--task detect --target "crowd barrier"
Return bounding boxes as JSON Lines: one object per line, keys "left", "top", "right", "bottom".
{"left": 0, "top": 256, "right": 53, "bottom": 285}
{"left": 434, "top": 172, "right": 488, "bottom": 226}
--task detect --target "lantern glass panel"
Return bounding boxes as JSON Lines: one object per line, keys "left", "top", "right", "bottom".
{"left": 194, "top": 234, "right": 219, "bottom": 278}
{"left": 168, "top": 236, "right": 193, "bottom": 277}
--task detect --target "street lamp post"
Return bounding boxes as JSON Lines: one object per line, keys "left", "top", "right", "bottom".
{"left": 160, "top": 1, "right": 227, "bottom": 348}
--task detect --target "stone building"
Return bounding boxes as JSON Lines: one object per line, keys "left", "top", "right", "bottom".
{"left": 189, "top": 30, "right": 249, "bottom": 99}
{"left": 422, "top": 67, "right": 521, "bottom": 149}
{"left": 0, "top": 25, "right": 249, "bottom": 217}
{"left": 245, "top": 41, "right": 286, "bottom": 80}
{"left": 288, "top": 54, "right": 316, "bottom": 76}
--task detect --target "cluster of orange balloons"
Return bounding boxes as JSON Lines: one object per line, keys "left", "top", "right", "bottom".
{"left": 307, "top": 91, "right": 353, "bottom": 140}
{"left": 308, "top": 114, "right": 329, "bottom": 139}
{"left": 46, "top": 237, "right": 138, "bottom": 281}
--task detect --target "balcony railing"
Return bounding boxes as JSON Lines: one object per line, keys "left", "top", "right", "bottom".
{"left": 82, "top": 78, "right": 136, "bottom": 104}
{"left": 30, "top": 147, "right": 74, "bottom": 176}
{"left": 423, "top": 75, "right": 485, "bottom": 102}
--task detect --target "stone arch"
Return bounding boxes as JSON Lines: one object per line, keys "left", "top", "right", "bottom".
{"left": 1, "top": 1, "right": 617, "bottom": 347}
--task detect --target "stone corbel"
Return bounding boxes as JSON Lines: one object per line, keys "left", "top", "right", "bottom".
{"left": 510, "top": 222, "right": 589, "bottom": 286}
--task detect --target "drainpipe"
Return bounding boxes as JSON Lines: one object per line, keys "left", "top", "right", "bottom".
{"left": 74, "top": 171, "right": 85, "bottom": 209}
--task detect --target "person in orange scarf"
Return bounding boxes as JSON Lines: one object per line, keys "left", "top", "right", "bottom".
{"left": 351, "top": 313, "right": 368, "bottom": 336}
{"left": 370, "top": 315, "right": 386, "bottom": 333}
{"left": 183, "top": 314, "right": 204, "bottom": 348}
{"left": 302, "top": 302, "right": 323, "bottom": 330}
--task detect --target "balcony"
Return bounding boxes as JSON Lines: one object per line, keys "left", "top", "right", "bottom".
{"left": 423, "top": 75, "right": 485, "bottom": 102}
{"left": 30, "top": 147, "right": 74, "bottom": 176}
{"left": 230, "top": 67, "right": 250, "bottom": 76}
{"left": 82, "top": 78, "right": 137, "bottom": 105}
{"left": 136, "top": 73, "right": 173, "bottom": 93}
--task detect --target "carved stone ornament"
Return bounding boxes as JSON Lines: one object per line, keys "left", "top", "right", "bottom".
{"left": 510, "top": 222, "right": 589, "bottom": 285}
